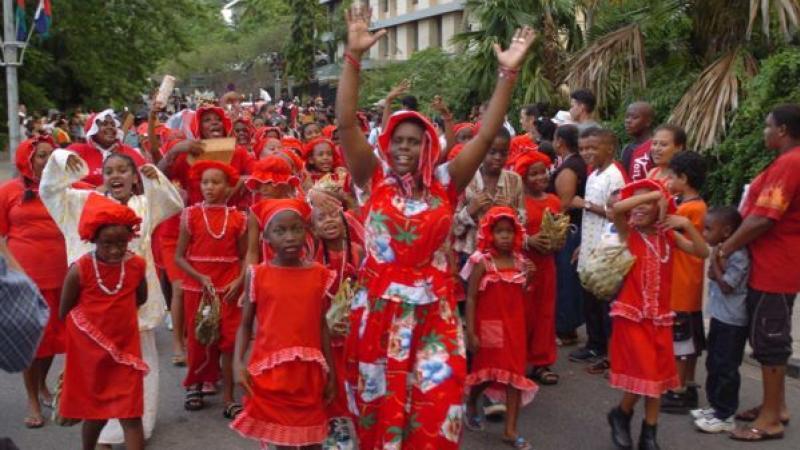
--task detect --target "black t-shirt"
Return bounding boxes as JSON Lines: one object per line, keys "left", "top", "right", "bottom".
{"left": 548, "top": 154, "right": 588, "bottom": 226}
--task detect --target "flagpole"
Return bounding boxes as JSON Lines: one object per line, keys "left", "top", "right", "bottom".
{"left": 2, "top": 0, "right": 22, "bottom": 165}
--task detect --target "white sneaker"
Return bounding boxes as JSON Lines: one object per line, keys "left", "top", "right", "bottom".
{"left": 690, "top": 407, "right": 715, "bottom": 420}
{"left": 694, "top": 416, "right": 735, "bottom": 433}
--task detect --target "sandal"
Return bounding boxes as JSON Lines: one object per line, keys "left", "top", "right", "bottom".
{"left": 223, "top": 402, "right": 243, "bottom": 420}
{"left": 735, "top": 406, "right": 790, "bottom": 424}
{"left": 184, "top": 390, "right": 204, "bottom": 411}
{"left": 729, "top": 427, "right": 784, "bottom": 441}
{"left": 39, "top": 395, "right": 54, "bottom": 409}
{"left": 464, "top": 413, "right": 485, "bottom": 431}
{"left": 201, "top": 382, "right": 217, "bottom": 396}
{"left": 530, "top": 367, "right": 559, "bottom": 385}
{"left": 502, "top": 435, "right": 533, "bottom": 450}
{"left": 171, "top": 354, "right": 187, "bottom": 367}
{"left": 586, "top": 359, "right": 610, "bottom": 375}
{"left": 24, "top": 415, "right": 45, "bottom": 429}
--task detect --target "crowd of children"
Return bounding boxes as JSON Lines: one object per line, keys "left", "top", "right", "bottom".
{"left": 3, "top": 6, "right": 800, "bottom": 450}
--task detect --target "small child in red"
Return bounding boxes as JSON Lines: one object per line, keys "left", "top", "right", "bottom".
{"left": 59, "top": 194, "right": 148, "bottom": 450}
{"left": 312, "top": 205, "right": 364, "bottom": 448}
{"left": 175, "top": 161, "right": 247, "bottom": 418}
{"left": 231, "top": 198, "right": 337, "bottom": 449}
{"left": 606, "top": 179, "right": 709, "bottom": 450}
{"left": 514, "top": 151, "right": 563, "bottom": 385}
{"left": 463, "top": 206, "right": 538, "bottom": 450}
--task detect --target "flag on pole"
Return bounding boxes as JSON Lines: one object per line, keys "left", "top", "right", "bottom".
{"left": 34, "top": 0, "right": 52, "bottom": 38}
{"left": 259, "top": 89, "right": 272, "bottom": 103}
{"left": 15, "top": 0, "right": 27, "bottom": 41}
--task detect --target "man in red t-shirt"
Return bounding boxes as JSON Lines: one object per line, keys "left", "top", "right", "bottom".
{"left": 66, "top": 109, "right": 146, "bottom": 187}
{"left": 719, "top": 104, "right": 800, "bottom": 441}
{"left": 620, "top": 101, "right": 654, "bottom": 181}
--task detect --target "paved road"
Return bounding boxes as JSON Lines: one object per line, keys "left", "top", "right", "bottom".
{"left": 1, "top": 325, "right": 798, "bottom": 449}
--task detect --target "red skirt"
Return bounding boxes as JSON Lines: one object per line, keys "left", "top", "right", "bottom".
{"left": 466, "top": 282, "right": 537, "bottom": 406}
{"left": 231, "top": 360, "right": 327, "bottom": 446}
{"left": 525, "top": 258, "right": 557, "bottom": 367}
{"left": 609, "top": 317, "right": 679, "bottom": 398}
{"left": 325, "top": 338, "right": 350, "bottom": 420}
{"left": 35, "top": 288, "right": 66, "bottom": 358}
{"left": 182, "top": 290, "right": 241, "bottom": 387}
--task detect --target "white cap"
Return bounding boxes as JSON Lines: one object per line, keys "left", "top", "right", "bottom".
{"left": 552, "top": 110, "right": 575, "bottom": 126}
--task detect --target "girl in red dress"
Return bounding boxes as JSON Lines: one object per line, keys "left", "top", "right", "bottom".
{"left": 606, "top": 179, "right": 708, "bottom": 450}
{"left": 463, "top": 206, "right": 537, "bottom": 450}
{"left": 58, "top": 194, "right": 148, "bottom": 450}
{"left": 175, "top": 161, "right": 247, "bottom": 417}
{"left": 514, "top": 152, "right": 563, "bottom": 385}
{"left": 0, "top": 136, "right": 69, "bottom": 428}
{"left": 312, "top": 205, "right": 364, "bottom": 448}
{"left": 231, "top": 199, "right": 337, "bottom": 449}
{"left": 304, "top": 137, "right": 356, "bottom": 210}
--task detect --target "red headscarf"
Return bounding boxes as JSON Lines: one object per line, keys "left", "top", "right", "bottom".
{"left": 356, "top": 112, "right": 370, "bottom": 134}
{"left": 78, "top": 193, "right": 142, "bottom": 242}
{"left": 302, "top": 137, "right": 339, "bottom": 163}
{"left": 453, "top": 122, "right": 476, "bottom": 137}
{"left": 245, "top": 156, "right": 299, "bottom": 191}
{"left": 190, "top": 106, "right": 233, "bottom": 140}
{"left": 189, "top": 160, "right": 240, "bottom": 187}
{"left": 257, "top": 198, "right": 312, "bottom": 230}
{"left": 447, "top": 143, "right": 465, "bottom": 162}
{"left": 378, "top": 110, "right": 441, "bottom": 189}
{"left": 476, "top": 206, "right": 525, "bottom": 254}
{"left": 261, "top": 127, "right": 283, "bottom": 140}
{"left": 513, "top": 151, "right": 552, "bottom": 179}
{"left": 15, "top": 135, "right": 56, "bottom": 181}
{"left": 322, "top": 124, "right": 337, "bottom": 139}
{"left": 232, "top": 117, "right": 255, "bottom": 139}
{"left": 281, "top": 136, "right": 303, "bottom": 154}
{"left": 619, "top": 178, "right": 677, "bottom": 215}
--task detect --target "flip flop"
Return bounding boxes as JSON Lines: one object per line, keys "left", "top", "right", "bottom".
{"left": 223, "top": 402, "right": 243, "bottom": 420}
{"left": 184, "top": 390, "right": 204, "bottom": 411}
{"left": 201, "top": 382, "right": 217, "bottom": 396}
{"left": 530, "top": 367, "right": 559, "bottom": 385}
{"left": 502, "top": 436, "right": 533, "bottom": 450}
{"left": 24, "top": 415, "right": 45, "bottom": 429}
{"left": 729, "top": 427, "right": 784, "bottom": 441}
{"left": 735, "top": 406, "right": 790, "bottom": 424}
{"left": 464, "top": 413, "right": 485, "bottom": 431}
{"left": 39, "top": 395, "right": 54, "bottom": 409}
{"left": 171, "top": 354, "right": 187, "bottom": 367}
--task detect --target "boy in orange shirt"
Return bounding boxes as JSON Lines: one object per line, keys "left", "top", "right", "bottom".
{"left": 661, "top": 151, "right": 708, "bottom": 413}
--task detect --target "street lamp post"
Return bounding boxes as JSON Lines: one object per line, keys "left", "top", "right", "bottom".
{"left": 2, "top": 0, "right": 22, "bottom": 163}
{"left": 267, "top": 52, "right": 284, "bottom": 102}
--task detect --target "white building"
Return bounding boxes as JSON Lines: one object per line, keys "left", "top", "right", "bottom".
{"left": 368, "top": 0, "right": 466, "bottom": 61}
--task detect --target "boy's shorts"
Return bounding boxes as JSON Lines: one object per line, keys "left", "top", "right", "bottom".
{"left": 673, "top": 311, "right": 706, "bottom": 358}
{"left": 746, "top": 289, "right": 795, "bottom": 366}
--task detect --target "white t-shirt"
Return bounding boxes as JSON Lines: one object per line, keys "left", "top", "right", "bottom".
{"left": 578, "top": 162, "right": 626, "bottom": 271}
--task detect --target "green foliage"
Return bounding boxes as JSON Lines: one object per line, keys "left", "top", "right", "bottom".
{"left": 358, "top": 49, "right": 473, "bottom": 119}
{"left": 9, "top": 0, "right": 216, "bottom": 110}
{"left": 705, "top": 47, "right": 800, "bottom": 206}
{"left": 284, "top": 0, "right": 324, "bottom": 82}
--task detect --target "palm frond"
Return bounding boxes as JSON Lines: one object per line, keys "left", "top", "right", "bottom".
{"left": 668, "top": 49, "right": 758, "bottom": 152}
{"left": 746, "top": 0, "right": 800, "bottom": 41}
{"left": 563, "top": 24, "right": 646, "bottom": 108}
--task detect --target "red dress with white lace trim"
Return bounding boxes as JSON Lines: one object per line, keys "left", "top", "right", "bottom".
{"left": 230, "top": 263, "right": 334, "bottom": 447}
{"left": 181, "top": 204, "right": 246, "bottom": 388}
{"left": 608, "top": 229, "right": 679, "bottom": 398}
{"left": 59, "top": 253, "right": 148, "bottom": 420}
{"left": 464, "top": 252, "right": 538, "bottom": 406}
{"left": 522, "top": 194, "right": 561, "bottom": 367}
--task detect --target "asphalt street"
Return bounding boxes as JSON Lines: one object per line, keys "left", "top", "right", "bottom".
{"left": 0, "top": 324, "right": 798, "bottom": 450}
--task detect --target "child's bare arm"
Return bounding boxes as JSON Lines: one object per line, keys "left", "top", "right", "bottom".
{"left": 59, "top": 265, "right": 81, "bottom": 320}
{"left": 135, "top": 277, "right": 148, "bottom": 306}
{"left": 321, "top": 309, "right": 337, "bottom": 404}
{"left": 244, "top": 212, "right": 261, "bottom": 268}
{"left": 662, "top": 215, "right": 710, "bottom": 258}
{"left": 610, "top": 191, "right": 663, "bottom": 242}
{"left": 174, "top": 216, "right": 213, "bottom": 291}
{"left": 465, "top": 261, "right": 485, "bottom": 352}
{"left": 234, "top": 270, "right": 255, "bottom": 395}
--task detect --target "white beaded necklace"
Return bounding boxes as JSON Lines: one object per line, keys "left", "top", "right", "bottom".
{"left": 638, "top": 230, "right": 670, "bottom": 263}
{"left": 201, "top": 203, "right": 229, "bottom": 240}
{"left": 92, "top": 251, "right": 126, "bottom": 295}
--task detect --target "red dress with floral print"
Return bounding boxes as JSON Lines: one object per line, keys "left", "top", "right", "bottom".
{"left": 346, "top": 164, "right": 467, "bottom": 450}
{"left": 522, "top": 194, "right": 561, "bottom": 367}
{"left": 464, "top": 252, "right": 538, "bottom": 405}
{"left": 60, "top": 253, "right": 148, "bottom": 419}
{"left": 230, "top": 263, "right": 334, "bottom": 447}
{"left": 181, "top": 204, "right": 246, "bottom": 387}
{"left": 609, "top": 229, "right": 679, "bottom": 398}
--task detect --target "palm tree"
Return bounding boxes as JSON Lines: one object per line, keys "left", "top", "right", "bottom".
{"left": 564, "top": 0, "right": 799, "bottom": 151}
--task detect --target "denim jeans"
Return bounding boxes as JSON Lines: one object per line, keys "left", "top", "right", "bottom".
{"left": 555, "top": 226, "right": 584, "bottom": 335}
{"left": 705, "top": 318, "right": 748, "bottom": 419}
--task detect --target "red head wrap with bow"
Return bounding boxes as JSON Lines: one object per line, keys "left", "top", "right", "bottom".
{"left": 78, "top": 193, "right": 142, "bottom": 242}
{"left": 476, "top": 206, "right": 525, "bottom": 254}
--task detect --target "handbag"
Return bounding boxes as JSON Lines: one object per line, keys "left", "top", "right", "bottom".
{"left": 578, "top": 243, "right": 637, "bottom": 301}
{"left": 194, "top": 288, "right": 221, "bottom": 346}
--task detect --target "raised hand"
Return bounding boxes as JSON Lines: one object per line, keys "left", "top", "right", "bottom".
{"left": 431, "top": 95, "right": 451, "bottom": 117}
{"left": 345, "top": 4, "right": 387, "bottom": 56}
{"left": 386, "top": 79, "right": 411, "bottom": 101}
{"left": 493, "top": 26, "right": 536, "bottom": 70}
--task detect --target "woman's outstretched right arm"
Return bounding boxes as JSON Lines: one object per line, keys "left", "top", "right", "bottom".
{"left": 335, "top": 5, "right": 386, "bottom": 187}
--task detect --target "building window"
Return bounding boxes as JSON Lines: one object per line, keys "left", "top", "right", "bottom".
{"left": 411, "top": 21, "right": 418, "bottom": 52}
{"left": 382, "top": 0, "right": 388, "bottom": 13}
{"left": 436, "top": 16, "right": 443, "bottom": 48}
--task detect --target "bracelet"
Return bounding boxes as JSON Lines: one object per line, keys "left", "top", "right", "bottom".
{"left": 498, "top": 65, "right": 520, "bottom": 81}
{"left": 344, "top": 51, "right": 362, "bottom": 72}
